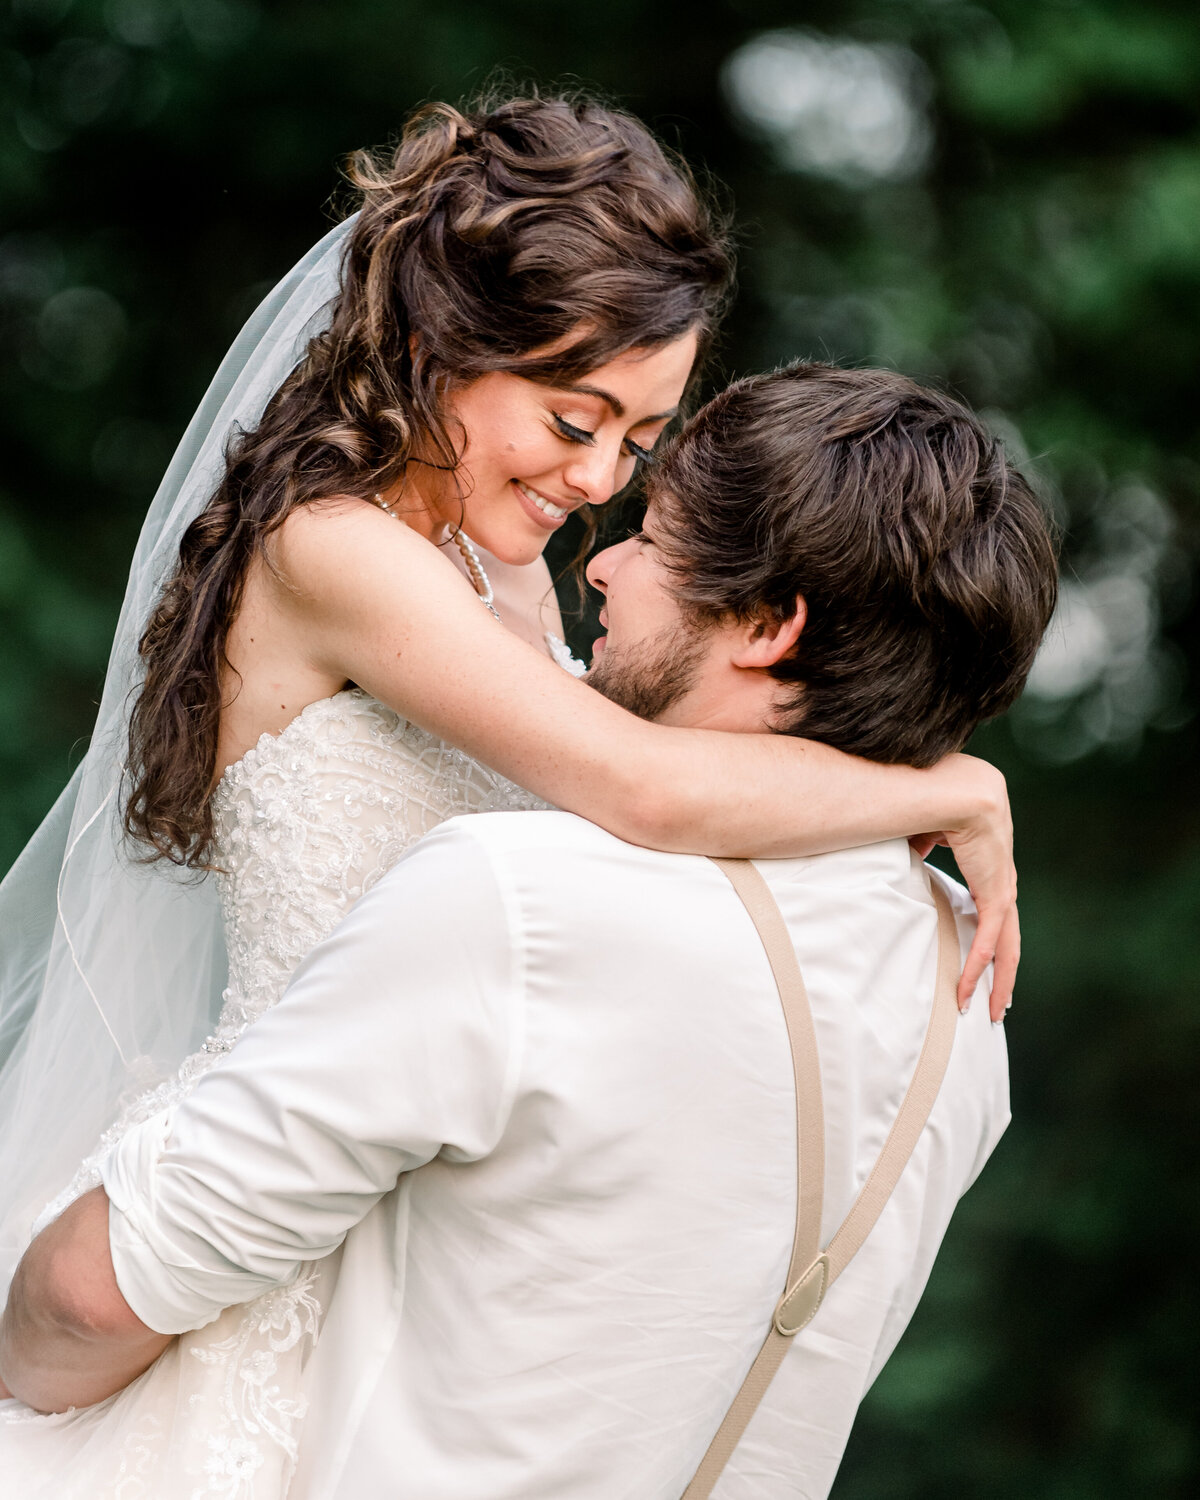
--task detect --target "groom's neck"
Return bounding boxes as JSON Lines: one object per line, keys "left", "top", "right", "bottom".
{"left": 656, "top": 668, "right": 789, "bottom": 736}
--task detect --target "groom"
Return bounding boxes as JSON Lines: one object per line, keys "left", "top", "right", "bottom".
{"left": 0, "top": 365, "right": 1056, "bottom": 1496}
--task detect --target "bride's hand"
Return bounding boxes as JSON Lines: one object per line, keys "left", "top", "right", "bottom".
{"left": 910, "top": 756, "right": 1018, "bottom": 1024}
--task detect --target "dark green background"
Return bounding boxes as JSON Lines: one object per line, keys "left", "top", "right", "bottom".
{"left": 2, "top": 1, "right": 1196, "bottom": 1493}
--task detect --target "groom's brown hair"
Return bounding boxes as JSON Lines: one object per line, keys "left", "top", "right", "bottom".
{"left": 649, "top": 364, "right": 1058, "bottom": 766}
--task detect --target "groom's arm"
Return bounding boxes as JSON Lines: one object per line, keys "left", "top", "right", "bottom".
{"left": 1, "top": 820, "right": 518, "bottom": 1411}
{"left": 0, "top": 1187, "right": 171, "bottom": 1412}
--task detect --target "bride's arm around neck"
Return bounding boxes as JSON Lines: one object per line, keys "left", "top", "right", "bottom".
{"left": 243, "top": 500, "right": 1016, "bottom": 1012}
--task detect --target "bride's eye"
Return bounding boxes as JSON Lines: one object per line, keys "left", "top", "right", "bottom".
{"left": 552, "top": 414, "right": 595, "bottom": 445}
{"left": 552, "top": 413, "right": 654, "bottom": 463}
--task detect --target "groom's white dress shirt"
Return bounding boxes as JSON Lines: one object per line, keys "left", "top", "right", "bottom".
{"left": 103, "top": 811, "right": 1009, "bottom": 1499}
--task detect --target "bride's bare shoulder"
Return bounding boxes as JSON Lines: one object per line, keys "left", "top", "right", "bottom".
{"left": 266, "top": 497, "right": 457, "bottom": 597}
{"left": 273, "top": 494, "right": 413, "bottom": 554}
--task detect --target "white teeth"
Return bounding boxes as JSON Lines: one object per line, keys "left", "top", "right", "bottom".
{"left": 517, "top": 481, "right": 568, "bottom": 519}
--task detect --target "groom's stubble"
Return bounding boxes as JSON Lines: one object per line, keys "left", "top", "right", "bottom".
{"left": 584, "top": 625, "right": 709, "bottom": 723}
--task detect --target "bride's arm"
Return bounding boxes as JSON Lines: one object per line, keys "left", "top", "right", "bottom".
{"left": 272, "top": 504, "right": 1018, "bottom": 1016}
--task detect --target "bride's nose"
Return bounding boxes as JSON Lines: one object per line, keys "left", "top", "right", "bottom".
{"left": 563, "top": 439, "right": 633, "bottom": 507}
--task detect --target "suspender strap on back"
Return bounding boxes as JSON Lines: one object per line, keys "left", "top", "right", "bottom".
{"left": 680, "top": 858, "right": 962, "bottom": 1499}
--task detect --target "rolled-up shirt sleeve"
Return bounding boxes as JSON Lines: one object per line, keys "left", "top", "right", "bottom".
{"left": 101, "top": 817, "right": 521, "bottom": 1336}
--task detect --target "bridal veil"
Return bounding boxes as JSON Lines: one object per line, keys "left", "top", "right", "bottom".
{"left": 0, "top": 217, "right": 355, "bottom": 1296}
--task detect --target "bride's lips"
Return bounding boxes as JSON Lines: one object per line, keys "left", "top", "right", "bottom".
{"left": 592, "top": 634, "right": 607, "bottom": 659}
{"left": 512, "top": 478, "right": 572, "bottom": 532}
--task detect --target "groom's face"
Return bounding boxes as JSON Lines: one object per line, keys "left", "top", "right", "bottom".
{"left": 584, "top": 505, "right": 712, "bottom": 723}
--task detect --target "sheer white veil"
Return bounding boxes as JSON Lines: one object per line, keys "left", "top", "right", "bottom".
{"left": 0, "top": 216, "right": 355, "bottom": 1297}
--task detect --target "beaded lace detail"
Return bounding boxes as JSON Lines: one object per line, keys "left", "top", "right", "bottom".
{"left": 210, "top": 689, "right": 545, "bottom": 1045}
{"left": 9, "top": 689, "right": 545, "bottom": 1498}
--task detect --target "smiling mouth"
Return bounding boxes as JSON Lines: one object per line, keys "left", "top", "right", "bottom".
{"left": 516, "top": 479, "right": 571, "bottom": 520}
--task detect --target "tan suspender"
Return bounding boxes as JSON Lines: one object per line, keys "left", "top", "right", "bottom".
{"left": 681, "top": 858, "right": 962, "bottom": 1499}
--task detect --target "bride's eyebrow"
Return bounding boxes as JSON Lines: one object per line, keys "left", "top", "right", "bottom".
{"left": 558, "top": 382, "right": 678, "bottom": 426}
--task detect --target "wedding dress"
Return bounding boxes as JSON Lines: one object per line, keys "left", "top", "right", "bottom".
{"left": 0, "top": 686, "right": 551, "bottom": 1497}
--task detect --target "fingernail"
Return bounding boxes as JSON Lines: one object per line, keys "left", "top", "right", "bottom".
{"left": 959, "top": 1003, "right": 970, "bottom": 1016}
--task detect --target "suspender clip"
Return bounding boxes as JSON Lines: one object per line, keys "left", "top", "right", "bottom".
{"left": 774, "top": 1253, "right": 830, "bottom": 1337}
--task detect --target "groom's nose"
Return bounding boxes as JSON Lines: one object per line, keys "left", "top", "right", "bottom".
{"left": 585, "top": 544, "right": 614, "bottom": 596}
{"left": 586, "top": 535, "right": 638, "bottom": 597}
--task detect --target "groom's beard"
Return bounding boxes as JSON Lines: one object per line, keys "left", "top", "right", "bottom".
{"left": 585, "top": 627, "right": 707, "bottom": 722}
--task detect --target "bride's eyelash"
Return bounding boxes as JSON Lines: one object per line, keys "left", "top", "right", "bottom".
{"left": 552, "top": 414, "right": 595, "bottom": 445}
{"left": 552, "top": 414, "right": 655, "bottom": 464}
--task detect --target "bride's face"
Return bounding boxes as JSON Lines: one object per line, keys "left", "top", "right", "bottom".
{"left": 399, "top": 332, "right": 698, "bottom": 566}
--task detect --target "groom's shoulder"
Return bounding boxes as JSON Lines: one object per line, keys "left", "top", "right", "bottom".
{"left": 378, "top": 813, "right": 698, "bottom": 929}
{"left": 434, "top": 809, "right": 661, "bottom": 865}
{"left": 418, "top": 811, "right": 706, "bottom": 905}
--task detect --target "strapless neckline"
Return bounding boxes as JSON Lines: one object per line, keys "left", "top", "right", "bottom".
{"left": 215, "top": 687, "right": 368, "bottom": 792}
{"left": 210, "top": 688, "right": 547, "bottom": 1032}
{"left": 214, "top": 629, "right": 585, "bottom": 792}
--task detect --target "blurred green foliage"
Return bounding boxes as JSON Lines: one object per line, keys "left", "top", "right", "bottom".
{"left": 1, "top": 0, "right": 1196, "bottom": 1493}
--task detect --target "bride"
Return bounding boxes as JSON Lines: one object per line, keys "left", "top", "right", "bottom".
{"left": 0, "top": 90, "right": 1017, "bottom": 1495}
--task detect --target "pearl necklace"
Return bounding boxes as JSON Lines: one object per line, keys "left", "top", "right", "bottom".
{"left": 373, "top": 493, "right": 502, "bottom": 623}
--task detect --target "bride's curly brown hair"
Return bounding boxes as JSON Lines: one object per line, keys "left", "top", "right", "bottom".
{"left": 124, "top": 89, "right": 734, "bottom": 869}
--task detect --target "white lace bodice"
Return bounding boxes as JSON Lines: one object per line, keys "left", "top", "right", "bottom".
{"left": 207, "top": 688, "right": 545, "bottom": 1044}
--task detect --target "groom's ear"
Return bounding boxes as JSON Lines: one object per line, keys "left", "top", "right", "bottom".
{"left": 730, "top": 596, "right": 807, "bottom": 670}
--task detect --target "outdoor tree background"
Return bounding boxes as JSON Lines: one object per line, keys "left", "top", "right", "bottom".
{"left": 1, "top": 0, "right": 1196, "bottom": 1494}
